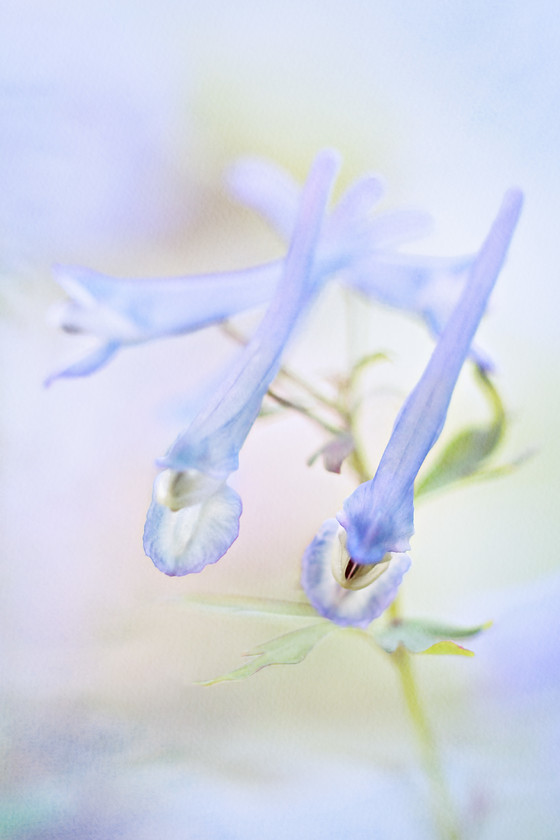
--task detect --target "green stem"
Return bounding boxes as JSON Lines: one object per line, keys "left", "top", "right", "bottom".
{"left": 388, "top": 606, "right": 462, "bottom": 840}
{"left": 277, "top": 366, "right": 341, "bottom": 412}
{"left": 266, "top": 388, "right": 341, "bottom": 435}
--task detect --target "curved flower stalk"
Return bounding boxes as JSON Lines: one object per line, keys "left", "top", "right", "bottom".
{"left": 144, "top": 150, "right": 339, "bottom": 576}
{"left": 47, "top": 156, "right": 441, "bottom": 384}
{"left": 228, "top": 157, "right": 491, "bottom": 366}
{"left": 301, "top": 189, "right": 523, "bottom": 627}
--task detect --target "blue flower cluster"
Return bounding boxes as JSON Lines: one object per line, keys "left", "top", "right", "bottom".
{"left": 48, "top": 150, "right": 522, "bottom": 626}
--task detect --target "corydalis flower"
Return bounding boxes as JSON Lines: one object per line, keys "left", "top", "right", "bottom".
{"left": 47, "top": 157, "right": 441, "bottom": 383}
{"left": 228, "top": 157, "right": 490, "bottom": 367}
{"left": 46, "top": 262, "right": 280, "bottom": 383}
{"left": 301, "top": 189, "right": 523, "bottom": 627}
{"left": 144, "top": 151, "right": 339, "bottom": 575}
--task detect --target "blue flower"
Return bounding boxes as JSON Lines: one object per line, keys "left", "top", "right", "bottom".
{"left": 301, "top": 189, "right": 523, "bottom": 627}
{"left": 45, "top": 261, "right": 280, "bottom": 384}
{"left": 144, "top": 150, "right": 339, "bottom": 575}
{"left": 47, "top": 156, "right": 449, "bottom": 384}
{"left": 228, "top": 157, "right": 490, "bottom": 367}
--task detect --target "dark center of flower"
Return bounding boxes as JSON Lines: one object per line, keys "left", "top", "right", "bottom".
{"left": 344, "top": 558, "right": 379, "bottom": 584}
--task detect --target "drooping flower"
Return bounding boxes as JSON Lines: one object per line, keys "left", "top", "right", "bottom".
{"left": 301, "top": 189, "right": 523, "bottom": 627}
{"left": 144, "top": 150, "right": 339, "bottom": 576}
{"left": 227, "top": 156, "right": 490, "bottom": 367}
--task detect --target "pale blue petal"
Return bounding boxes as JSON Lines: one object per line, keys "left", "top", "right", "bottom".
{"left": 342, "top": 190, "right": 523, "bottom": 566}
{"left": 50, "top": 157, "right": 457, "bottom": 386}
{"left": 228, "top": 157, "right": 478, "bottom": 351}
{"left": 343, "top": 253, "right": 471, "bottom": 319}
{"left": 341, "top": 250, "right": 499, "bottom": 369}
{"left": 228, "top": 158, "right": 433, "bottom": 269}
{"left": 226, "top": 156, "right": 300, "bottom": 241}
{"left": 44, "top": 340, "right": 120, "bottom": 386}
{"left": 159, "top": 150, "right": 340, "bottom": 475}
{"left": 342, "top": 252, "right": 493, "bottom": 368}
{"left": 145, "top": 151, "right": 340, "bottom": 575}
{"left": 326, "top": 175, "right": 385, "bottom": 237}
{"left": 143, "top": 484, "right": 242, "bottom": 576}
{"left": 338, "top": 484, "right": 414, "bottom": 566}
{"left": 301, "top": 519, "right": 411, "bottom": 628}
{"left": 348, "top": 207, "right": 433, "bottom": 250}
{"left": 318, "top": 179, "right": 430, "bottom": 269}
{"left": 50, "top": 260, "right": 280, "bottom": 375}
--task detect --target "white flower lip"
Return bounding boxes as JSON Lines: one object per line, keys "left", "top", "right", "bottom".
{"left": 302, "top": 188, "right": 523, "bottom": 626}
{"left": 144, "top": 150, "right": 340, "bottom": 576}
{"left": 330, "top": 527, "right": 391, "bottom": 591}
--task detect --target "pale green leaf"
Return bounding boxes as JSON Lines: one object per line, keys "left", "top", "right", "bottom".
{"left": 199, "top": 621, "right": 336, "bottom": 685}
{"left": 420, "top": 641, "right": 475, "bottom": 657}
{"left": 416, "top": 367, "right": 506, "bottom": 498}
{"left": 181, "top": 593, "right": 320, "bottom": 619}
{"left": 350, "top": 351, "right": 390, "bottom": 381}
{"left": 372, "top": 618, "right": 491, "bottom": 655}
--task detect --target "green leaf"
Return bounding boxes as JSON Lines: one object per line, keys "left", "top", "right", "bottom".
{"left": 420, "top": 641, "right": 475, "bottom": 657}
{"left": 416, "top": 367, "right": 506, "bottom": 498}
{"left": 465, "top": 448, "right": 536, "bottom": 482}
{"left": 181, "top": 593, "right": 320, "bottom": 619}
{"left": 199, "top": 621, "right": 336, "bottom": 685}
{"left": 372, "top": 618, "right": 491, "bottom": 655}
{"left": 350, "top": 351, "right": 391, "bottom": 382}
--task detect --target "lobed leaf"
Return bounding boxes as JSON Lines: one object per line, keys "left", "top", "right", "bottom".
{"left": 181, "top": 593, "right": 320, "bottom": 619}
{"left": 420, "top": 641, "right": 475, "bottom": 657}
{"left": 199, "top": 621, "right": 337, "bottom": 685}
{"left": 415, "top": 367, "right": 506, "bottom": 498}
{"left": 372, "top": 617, "right": 491, "bottom": 655}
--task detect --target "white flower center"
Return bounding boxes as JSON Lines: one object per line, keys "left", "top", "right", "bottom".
{"left": 331, "top": 528, "right": 391, "bottom": 591}
{"left": 155, "top": 469, "right": 224, "bottom": 511}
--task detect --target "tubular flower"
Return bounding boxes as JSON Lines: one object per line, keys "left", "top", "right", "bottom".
{"left": 46, "top": 261, "right": 280, "bottom": 384}
{"left": 48, "top": 157, "right": 442, "bottom": 384}
{"left": 227, "top": 157, "right": 491, "bottom": 367}
{"left": 301, "top": 189, "right": 523, "bottom": 627}
{"left": 144, "top": 150, "right": 339, "bottom": 576}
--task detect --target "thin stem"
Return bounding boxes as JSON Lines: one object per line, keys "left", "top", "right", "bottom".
{"left": 266, "top": 388, "right": 341, "bottom": 435}
{"left": 389, "top": 605, "right": 462, "bottom": 840}
{"left": 278, "top": 366, "right": 341, "bottom": 412}
{"left": 223, "top": 320, "right": 346, "bottom": 426}
{"left": 338, "top": 370, "right": 371, "bottom": 483}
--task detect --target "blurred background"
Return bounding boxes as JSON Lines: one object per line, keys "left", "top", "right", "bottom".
{"left": 1, "top": 2, "right": 559, "bottom": 837}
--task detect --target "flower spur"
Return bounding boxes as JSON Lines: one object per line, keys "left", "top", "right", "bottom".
{"left": 47, "top": 156, "right": 446, "bottom": 384}
{"left": 144, "top": 150, "right": 339, "bottom": 575}
{"left": 301, "top": 188, "right": 523, "bottom": 627}
{"left": 227, "top": 156, "right": 490, "bottom": 368}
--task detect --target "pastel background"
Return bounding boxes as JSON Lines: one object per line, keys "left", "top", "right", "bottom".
{"left": 1, "top": 2, "right": 559, "bottom": 838}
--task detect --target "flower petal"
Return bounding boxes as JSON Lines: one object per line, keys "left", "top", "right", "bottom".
{"left": 301, "top": 519, "right": 411, "bottom": 628}
{"left": 159, "top": 150, "right": 340, "bottom": 475}
{"left": 343, "top": 253, "right": 471, "bottom": 321}
{"left": 143, "top": 483, "right": 243, "bottom": 576}
{"left": 342, "top": 189, "right": 523, "bottom": 567}
{"left": 49, "top": 261, "right": 281, "bottom": 378}
{"left": 44, "top": 340, "right": 121, "bottom": 386}
{"left": 145, "top": 151, "right": 341, "bottom": 575}
{"left": 226, "top": 156, "right": 300, "bottom": 241}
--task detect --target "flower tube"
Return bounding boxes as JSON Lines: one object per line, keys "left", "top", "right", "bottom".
{"left": 301, "top": 189, "right": 523, "bottom": 626}
{"left": 47, "top": 156, "right": 447, "bottom": 383}
{"left": 144, "top": 150, "right": 339, "bottom": 575}
{"left": 228, "top": 156, "right": 491, "bottom": 366}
